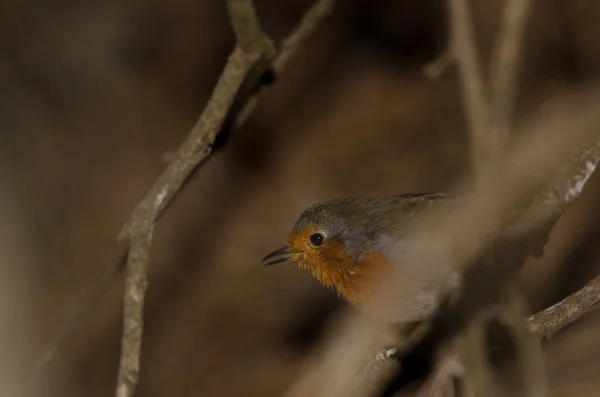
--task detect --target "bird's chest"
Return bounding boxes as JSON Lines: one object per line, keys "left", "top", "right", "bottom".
{"left": 337, "top": 252, "right": 393, "bottom": 303}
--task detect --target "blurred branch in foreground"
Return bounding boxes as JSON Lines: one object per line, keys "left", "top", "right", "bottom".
{"left": 446, "top": 0, "right": 542, "bottom": 395}
{"left": 284, "top": 84, "right": 600, "bottom": 397}
{"left": 282, "top": 0, "right": 600, "bottom": 392}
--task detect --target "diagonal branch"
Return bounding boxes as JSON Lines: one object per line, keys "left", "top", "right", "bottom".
{"left": 117, "top": 48, "right": 274, "bottom": 243}
{"left": 114, "top": 2, "right": 274, "bottom": 397}
{"left": 528, "top": 274, "right": 600, "bottom": 339}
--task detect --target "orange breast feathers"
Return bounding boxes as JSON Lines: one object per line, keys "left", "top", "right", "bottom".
{"left": 287, "top": 226, "right": 393, "bottom": 304}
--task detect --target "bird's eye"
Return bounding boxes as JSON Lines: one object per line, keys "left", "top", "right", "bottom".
{"left": 309, "top": 233, "right": 324, "bottom": 246}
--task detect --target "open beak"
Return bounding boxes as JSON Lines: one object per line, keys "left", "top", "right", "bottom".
{"left": 262, "top": 246, "right": 299, "bottom": 266}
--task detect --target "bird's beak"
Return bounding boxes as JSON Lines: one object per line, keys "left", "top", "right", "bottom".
{"left": 262, "top": 246, "right": 299, "bottom": 266}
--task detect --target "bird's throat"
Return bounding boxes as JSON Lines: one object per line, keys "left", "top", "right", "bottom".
{"left": 295, "top": 251, "right": 391, "bottom": 304}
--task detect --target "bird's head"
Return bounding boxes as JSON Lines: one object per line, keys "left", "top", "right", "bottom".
{"left": 262, "top": 197, "right": 407, "bottom": 302}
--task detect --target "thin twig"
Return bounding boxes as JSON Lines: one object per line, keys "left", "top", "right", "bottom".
{"left": 115, "top": 219, "right": 153, "bottom": 397}
{"left": 272, "top": 0, "right": 336, "bottom": 73}
{"left": 417, "top": 346, "right": 464, "bottom": 397}
{"left": 448, "top": 0, "right": 532, "bottom": 166}
{"left": 497, "top": 288, "right": 548, "bottom": 397}
{"left": 528, "top": 274, "right": 600, "bottom": 339}
{"left": 423, "top": 46, "right": 454, "bottom": 81}
{"left": 447, "top": 0, "right": 490, "bottom": 168}
{"left": 489, "top": 0, "right": 533, "bottom": 149}
{"left": 234, "top": 0, "right": 336, "bottom": 129}
{"left": 459, "top": 318, "right": 496, "bottom": 397}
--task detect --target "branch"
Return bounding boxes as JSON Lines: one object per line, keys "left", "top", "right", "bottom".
{"left": 272, "top": 0, "right": 335, "bottom": 73}
{"left": 497, "top": 288, "right": 547, "bottom": 397}
{"left": 423, "top": 45, "right": 454, "bottom": 81}
{"left": 114, "top": 2, "right": 274, "bottom": 397}
{"left": 447, "top": 0, "right": 490, "bottom": 168}
{"left": 489, "top": 0, "right": 533, "bottom": 148}
{"left": 343, "top": 349, "right": 399, "bottom": 397}
{"left": 117, "top": 51, "right": 274, "bottom": 243}
{"left": 234, "top": 0, "right": 336, "bottom": 129}
{"left": 528, "top": 274, "right": 600, "bottom": 339}
{"left": 446, "top": 0, "right": 532, "bottom": 165}
{"left": 458, "top": 319, "right": 496, "bottom": 397}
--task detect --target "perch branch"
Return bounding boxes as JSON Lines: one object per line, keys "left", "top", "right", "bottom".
{"left": 528, "top": 274, "right": 600, "bottom": 339}
{"left": 343, "top": 348, "right": 399, "bottom": 397}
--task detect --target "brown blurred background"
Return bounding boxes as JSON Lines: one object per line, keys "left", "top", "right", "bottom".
{"left": 2, "top": 0, "right": 600, "bottom": 396}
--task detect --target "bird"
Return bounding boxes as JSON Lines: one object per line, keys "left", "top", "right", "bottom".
{"left": 262, "top": 193, "right": 462, "bottom": 322}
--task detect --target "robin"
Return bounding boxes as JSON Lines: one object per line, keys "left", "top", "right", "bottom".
{"left": 262, "top": 193, "right": 461, "bottom": 322}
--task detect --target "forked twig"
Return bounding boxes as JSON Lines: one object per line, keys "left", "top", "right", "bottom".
{"left": 115, "top": 1, "right": 275, "bottom": 395}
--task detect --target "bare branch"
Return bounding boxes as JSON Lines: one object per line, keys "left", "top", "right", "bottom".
{"left": 117, "top": 49, "right": 272, "bottom": 242}
{"left": 444, "top": 0, "right": 532, "bottom": 165}
{"left": 459, "top": 319, "right": 496, "bottom": 397}
{"left": 489, "top": 0, "right": 533, "bottom": 149}
{"left": 343, "top": 349, "right": 399, "bottom": 397}
{"left": 226, "top": 0, "right": 275, "bottom": 56}
{"left": 234, "top": 0, "right": 336, "bottom": 129}
{"left": 547, "top": 142, "right": 600, "bottom": 209}
{"left": 115, "top": 221, "right": 153, "bottom": 397}
{"left": 272, "top": 0, "right": 335, "bottom": 73}
{"left": 417, "top": 347, "right": 464, "bottom": 397}
{"left": 423, "top": 46, "right": 454, "bottom": 81}
{"left": 447, "top": 0, "right": 490, "bottom": 168}
{"left": 528, "top": 274, "right": 600, "bottom": 339}
{"left": 114, "top": 2, "right": 274, "bottom": 397}
{"left": 497, "top": 288, "right": 548, "bottom": 397}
